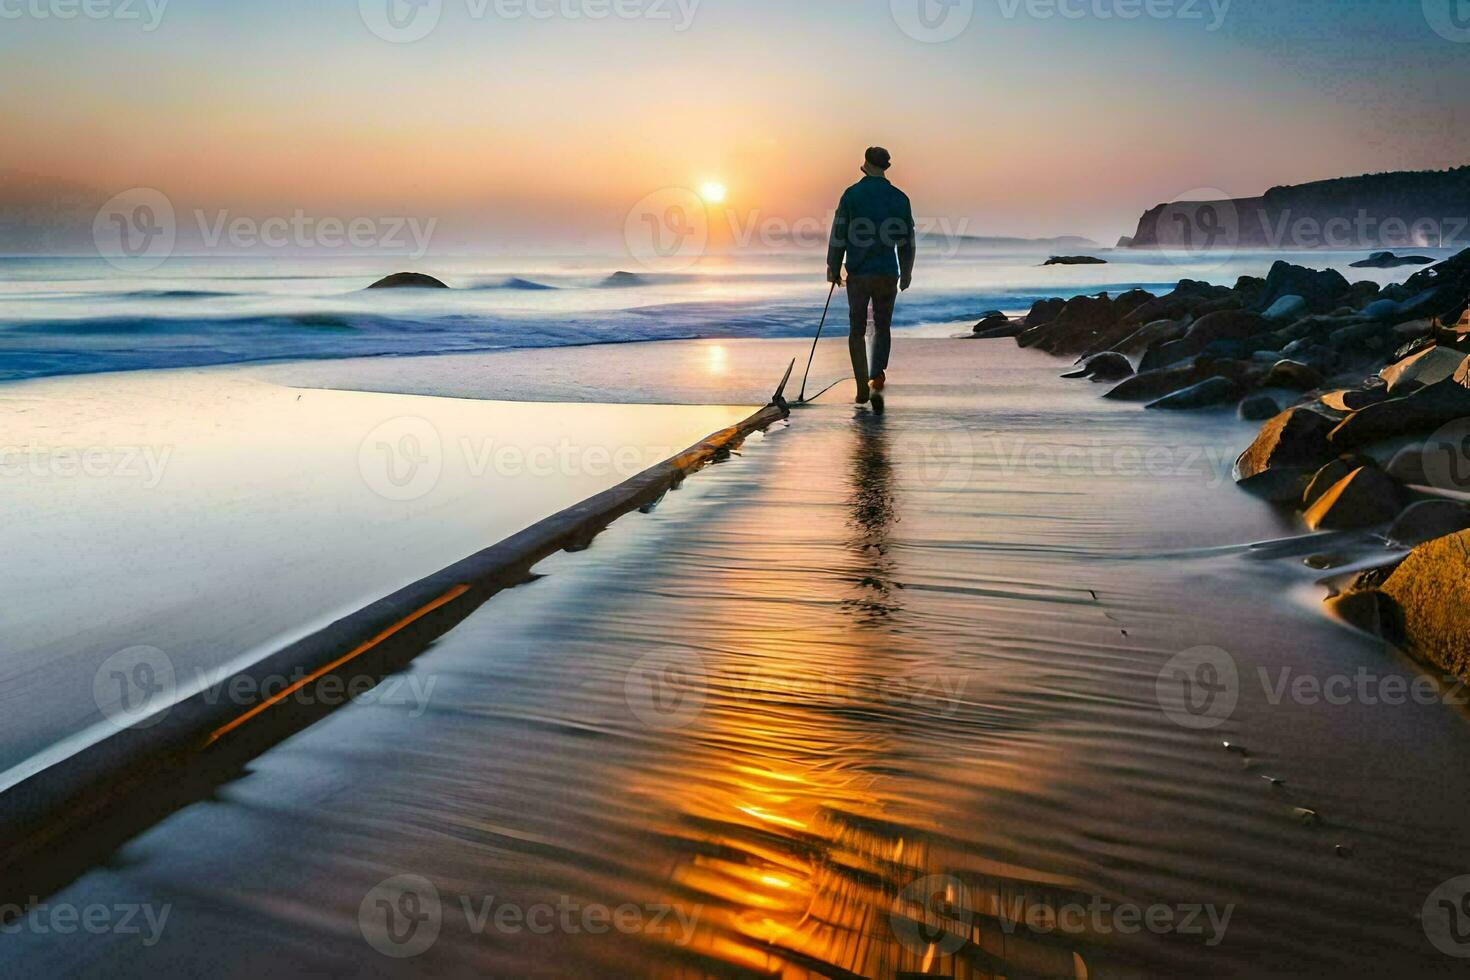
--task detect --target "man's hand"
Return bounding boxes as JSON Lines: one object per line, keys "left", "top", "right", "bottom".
{"left": 828, "top": 272, "right": 843, "bottom": 287}
{"left": 900, "top": 275, "right": 912, "bottom": 292}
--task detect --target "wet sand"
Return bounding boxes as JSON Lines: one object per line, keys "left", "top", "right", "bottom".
{"left": 4, "top": 338, "right": 1470, "bottom": 976}
{"left": 0, "top": 370, "right": 748, "bottom": 786}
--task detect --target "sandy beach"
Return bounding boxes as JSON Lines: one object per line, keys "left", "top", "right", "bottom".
{"left": 4, "top": 335, "right": 1468, "bottom": 977}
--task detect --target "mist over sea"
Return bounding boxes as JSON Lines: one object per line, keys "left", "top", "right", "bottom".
{"left": 0, "top": 246, "right": 1455, "bottom": 382}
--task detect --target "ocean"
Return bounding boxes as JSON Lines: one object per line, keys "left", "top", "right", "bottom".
{"left": 0, "top": 246, "right": 1451, "bottom": 382}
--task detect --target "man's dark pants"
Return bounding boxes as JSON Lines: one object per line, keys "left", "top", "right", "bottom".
{"left": 846, "top": 273, "right": 898, "bottom": 385}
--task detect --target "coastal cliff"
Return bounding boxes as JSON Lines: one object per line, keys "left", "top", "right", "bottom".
{"left": 1126, "top": 167, "right": 1470, "bottom": 250}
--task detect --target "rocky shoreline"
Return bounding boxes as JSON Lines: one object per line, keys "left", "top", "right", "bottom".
{"left": 977, "top": 249, "right": 1470, "bottom": 681}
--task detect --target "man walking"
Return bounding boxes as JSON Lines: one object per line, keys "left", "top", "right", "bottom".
{"left": 827, "top": 147, "right": 916, "bottom": 408}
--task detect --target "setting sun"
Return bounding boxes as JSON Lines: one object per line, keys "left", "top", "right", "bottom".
{"left": 700, "top": 182, "right": 728, "bottom": 205}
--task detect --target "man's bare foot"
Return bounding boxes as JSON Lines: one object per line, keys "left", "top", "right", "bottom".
{"left": 854, "top": 383, "right": 871, "bottom": 405}
{"left": 870, "top": 370, "right": 886, "bottom": 392}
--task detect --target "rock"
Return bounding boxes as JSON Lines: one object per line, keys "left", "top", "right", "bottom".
{"left": 1062, "top": 352, "right": 1134, "bottom": 382}
{"left": 1146, "top": 376, "right": 1238, "bottom": 410}
{"left": 1320, "top": 386, "right": 1391, "bottom": 413}
{"left": 1111, "top": 289, "right": 1156, "bottom": 322}
{"left": 1234, "top": 406, "right": 1337, "bottom": 499}
{"left": 1387, "top": 500, "right": 1470, "bottom": 547}
{"left": 365, "top": 271, "right": 450, "bottom": 289}
{"left": 1017, "top": 293, "right": 1119, "bottom": 355}
{"left": 1347, "top": 281, "right": 1382, "bottom": 308}
{"left": 1385, "top": 444, "right": 1430, "bottom": 485}
{"left": 1255, "top": 261, "right": 1352, "bottom": 315}
{"left": 1238, "top": 394, "right": 1280, "bottom": 421}
{"left": 1350, "top": 251, "right": 1435, "bottom": 269}
{"left": 1262, "top": 295, "right": 1308, "bottom": 323}
{"left": 1303, "top": 454, "right": 1376, "bottom": 507}
{"left": 1105, "top": 317, "right": 1189, "bottom": 361}
{"left": 1043, "top": 255, "right": 1107, "bottom": 265}
{"left": 1023, "top": 297, "right": 1066, "bottom": 328}
{"left": 1141, "top": 311, "right": 1271, "bottom": 370}
{"left": 1401, "top": 248, "right": 1470, "bottom": 325}
{"left": 1303, "top": 467, "right": 1403, "bottom": 530}
{"left": 971, "top": 321, "right": 1022, "bottom": 339}
{"left": 602, "top": 271, "right": 645, "bottom": 286}
{"left": 1262, "top": 359, "right": 1325, "bottom": 391}
{"left": 972, "top": 311, "right": 1018, "bottom": 338}
{"left": 1328, "top": 377, "right": 1470, "bottom": 449}
{"left": 1367, "top": 529, "right": 1470, "bottom": 679}
{"left": 1379, "top": 345, "right": 1468, "bottom": 393}
{"left": 1122, "top": 280, "right": 1238, "bottom": 327}
{"left": 1104, "top": 363, "right": 1206, "bottom": 401}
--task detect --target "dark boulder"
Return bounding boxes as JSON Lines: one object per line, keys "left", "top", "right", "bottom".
{"left": 1328, "top": 377, "right": 1470, "bottom": 449}
{"left": 1111, "top": 288, "right": 1156, "bottom": 321}
{"left": 1109, "top": 318, "right": 1190, "bottom": 361}
{"left": 970, "top": 321, "right": 1017, "bottom": 340}
{"left": 1104, "top": 363, "right": 1206, "bottom": 402}
{"left": 1262, "top": 359, "right": 1325, "bottom": 391}
{"left": 1303, "top": 467, "right": 1403, "bottom": 530}
{"left": 1234, "top": 406, "right": 1337, "bottom": 500}
{"left": 1141, "top": 311, "right": 1270, "bottom": 370}
{"left": 1145, "top": 376, "right": 1238, "bottom": 410}
{"left": 366, "top": 272, "right": 450, "bottom": 289}
{"left": 1254, "top": 261, "right": 1351, "bottom": 315}
{"left": 1385, "top": 444, "right": 1430, "bottom": 485}
{"left": 1017, "top": 293, "right": 1119, "bottom": 355}
{"left": 1387, "top": 500, "right": 1470, "bottom": 548}
{"left": 1380, "top": 346, "right": 1468, "bottom": 393}
{"left": 1238, "top": 394, "right": 1280, "bottom": 421}
{"left": 1364, "top": 529, "right": 1470, "bottom": 679}
{"left": 1043, "top": 255, "right": 1107, "bottom": 265}
{"left": 1351, "top": 251, "right": 1434, "bottom": 269}
{"left": 1303, "top": 454, "right": 1376, "bottom": 507}
{"left": 1122, "top": 280, "right": 1238, "bottom": 327}
{"left": 1401, "top": 248, "right": 1470, "bottom": 325}
{"left": 1062, "top": 352, "right": 1134, "bottom": 382}
{"left": 1023, "top": 297, "right": 1066, "bottom": 329}
{"left": 972, "top": 311, "right": 1019, "bottom": 338}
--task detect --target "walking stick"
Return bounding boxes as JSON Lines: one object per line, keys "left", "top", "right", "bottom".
{"left": 799, "top": 281, "right": 838, "bottom": 403}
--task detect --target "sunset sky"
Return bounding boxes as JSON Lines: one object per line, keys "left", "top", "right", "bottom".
{"left": 3, "top": 0, "right": 1468, "bottom": 249}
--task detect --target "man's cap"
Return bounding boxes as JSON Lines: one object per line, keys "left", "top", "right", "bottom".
{"left": 864, "top": 146, "right": 892, "bottom": 171}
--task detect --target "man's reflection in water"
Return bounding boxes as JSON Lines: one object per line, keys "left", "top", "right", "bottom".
{"left": 844, "top": 412, "right": 901, "bottom": 623}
